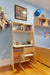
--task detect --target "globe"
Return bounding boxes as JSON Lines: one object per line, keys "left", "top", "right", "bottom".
{"left": 34, "top": 9, "right": 41, "bottom": 16}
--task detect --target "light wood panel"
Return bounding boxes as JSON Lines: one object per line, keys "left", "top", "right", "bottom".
{"left": 36, "top": 47, "right": 50, "bottom": 67}
{"left": 11, "top": 22, "right": 14, "bottom": 70}
{"left": 24, "top": 47, "right": 35, "bottom": 54}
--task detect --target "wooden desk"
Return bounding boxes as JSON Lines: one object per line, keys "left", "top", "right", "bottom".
{"left": 11, "top": 22, "right": 36, "bottom": 71}
{"left": 13, "top": 46, "right": 36, "bottom": 71}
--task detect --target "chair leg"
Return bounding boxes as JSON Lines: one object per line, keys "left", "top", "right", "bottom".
{"left": 19, "top": 62, "right": 25, "bottom": 72}
{"left": 29, "top": 61, "right": 36, "bottom": 68}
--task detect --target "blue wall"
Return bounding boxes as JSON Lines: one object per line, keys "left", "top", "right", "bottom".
{"left": 0, "top": 0, "right": 50, "bottom": 60}
{"left": 34, "top": 27, "right": 50, "bottom": 48}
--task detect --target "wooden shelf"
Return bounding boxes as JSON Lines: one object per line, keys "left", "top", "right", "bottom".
{"left": 34, "top": 17, "right": 50, "bottom": 28}
{"left": 38, "top": 16, "right": 47, "bottom": 20}
{"left": 12, "top": 22, "right": 23, "bottom": 25}
{"left": 13, "top": 30, "right": 33, "bottom": 33}
{"left": 34, "top": 25, "right": 50, "bottom": 28}
{"left": 12, "top": 21, "right": 32, "bottom": 26}
{"left": 23, "top": 24, "right": 32, "bottom": 26}
{"left": 12, "top": 21, "right": 33, "bottom": 33}
{"left": 13, "top": 44, "right": 33, "bottom": 48}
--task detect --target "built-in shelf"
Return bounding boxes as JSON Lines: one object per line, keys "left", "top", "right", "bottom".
{"left": 12, "top": 21, "right": 32, "bottom": 32}
{"left": 34, "top": 25, "right": 50, "bottom": 28}
{"left": 38, "top": 16, "right": 47, "bottom": 20}
{"left": 13, "top": 30, "right": 33, "bottom": 33}
{"left": 34, "top": 16, "right": 50, "bottom": 28}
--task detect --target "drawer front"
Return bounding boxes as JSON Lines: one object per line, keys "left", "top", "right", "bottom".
{"left": 14, "top": 51, "right": 23, "bottom": 59}
{"left": 24, "top": 47, "right": 35, "bottom": 54}
{"left": 13, "top": 48, "right": 23, "bottom": 59}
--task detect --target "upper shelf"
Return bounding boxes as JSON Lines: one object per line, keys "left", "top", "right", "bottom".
{"left": 34, "top": 25, "right": 50, "bottom": 28}
{"left": 12, "top": 22, "right": 32, "bottom": 26}
{"left": 12, "top": 21, "right": 33, "bottom": 33}
{"left": 38, "top": 16, "right": 47, "bottom": 20}
{"left": 13, "top": 30, "right": 33, "bottom": 33}
{"left": 34, "top": 16, "right": 50, "bottom": 28}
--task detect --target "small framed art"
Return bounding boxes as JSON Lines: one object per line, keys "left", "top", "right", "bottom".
{"left": 15, "top": 5, "right": 27, "bottom": 21}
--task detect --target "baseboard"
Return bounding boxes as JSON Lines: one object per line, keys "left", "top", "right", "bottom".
{"left": 0, "top": 58, "right": 19, "bottom": 67}
{"left": 0, "top": 58, "right": 10, "bottom": 67}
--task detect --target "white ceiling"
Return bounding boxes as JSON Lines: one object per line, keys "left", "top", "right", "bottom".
{"left": 25, "top": 0, "right": 50, "bottom": 11}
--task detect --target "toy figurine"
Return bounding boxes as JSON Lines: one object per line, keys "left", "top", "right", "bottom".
{"left": 0, "top": 7, "right": 10, "bottom": 30}
{"left": 1, "top": 17, "right": 7, "bottom": 30}
{"left": 16, "top": 41, "right": 19, "bottom": 45}
{"left": 27, "top": 40, "right": 30, "bottom": 44}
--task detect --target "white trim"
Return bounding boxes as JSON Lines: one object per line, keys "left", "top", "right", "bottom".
{"left": 0, "top": 58, "right": 19, "bottom": 67}
{"left": 0, "top": 58, "right": 10, "bottom": 67}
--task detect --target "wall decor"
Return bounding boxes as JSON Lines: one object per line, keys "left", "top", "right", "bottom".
{"left": 0, "top": 7, "right": 10, "bottom": 31}
{"left": 44, "top": 32, "right": 50, "bottom": 39}
{"left": 15, "top": 5, "right": 27, "bottom": 21}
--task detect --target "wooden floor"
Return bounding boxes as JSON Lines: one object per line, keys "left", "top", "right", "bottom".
{"left": 0, "top": 62, "right": 50, "bottom": 75}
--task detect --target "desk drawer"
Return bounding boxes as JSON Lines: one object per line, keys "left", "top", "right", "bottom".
{"left": 24, "top": 47, "right": 35, "bottom": 54}
{"left": 13, "top": 48, "right": 23, "bottom": 59}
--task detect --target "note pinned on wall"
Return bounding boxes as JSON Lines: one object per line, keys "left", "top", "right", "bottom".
{"left": 44, "top": 32, "right": 50, "bottom": 39}
{"left": 46, "top": 34, "right": 49, "bottom": 39}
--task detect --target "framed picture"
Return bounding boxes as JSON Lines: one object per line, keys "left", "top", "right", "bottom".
{"left": 15, "top": 5, "right": 27, "bottom": 21}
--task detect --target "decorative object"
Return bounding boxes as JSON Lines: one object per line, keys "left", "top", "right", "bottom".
{"left": 27, "top": 40, "right": 30, "bottom": 44}
{"left": 46, "top": 34, "right": 49, "bottom": 39}
{"left": 0, "top": 7, "right": 10, "bottom": 31}
{"left": 34, "top": 9, "right": 41, "bottom": 16}
{"left": 16, "top": 41, "right": 19, "bottom": 45}
{"left": 27, "top": 40, "right": 28, "bottom": 44}
{"left": 0, "top": 7, "right": 3, "bottom": 11}
{"left": 44, "top": 32, "right": 50, "bottom": 39}
{"left": 15, "top": 5, "right": 27, "bottom": 21}
{"left": 14, "top": 41, "right": 16, "bottom": 45}
{"left": 41, "top": 14, "right": 45, "bottom": 17}
{"left": 31, "top": 40, "right": 33, "bottom": 44}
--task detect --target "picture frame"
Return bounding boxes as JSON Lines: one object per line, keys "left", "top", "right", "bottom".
{"left": 15, "top": 5, "right": 27, "bottom": 21}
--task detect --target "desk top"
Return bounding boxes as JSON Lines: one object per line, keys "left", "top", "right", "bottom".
{"left": 13, "top": 44, "right": 35, "bottom": 48}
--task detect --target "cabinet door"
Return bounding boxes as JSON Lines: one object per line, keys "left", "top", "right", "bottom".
{"left": 24, "top": 47, "right": 35, "bottom": 54}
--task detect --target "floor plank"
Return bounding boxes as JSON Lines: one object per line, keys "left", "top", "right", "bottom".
{"left": 0, "top": 62, "right": 50, "bottom": 75}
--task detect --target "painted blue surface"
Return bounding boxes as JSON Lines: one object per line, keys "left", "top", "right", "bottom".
{"left": 0, "top": 0, "right": 50, "bottom": 60}
{"left": 34, "top": 27, "right": 50, "bottom": 48}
